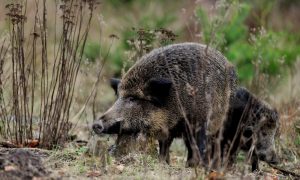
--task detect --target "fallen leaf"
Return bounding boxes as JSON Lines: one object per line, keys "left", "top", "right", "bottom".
{"left": 207, "top": 171, "right": 224, "bottom": 180}
{"left": 116, "top": 164, "right": 125, "bottom": 172}
{"left": 33, "top": 177, "right": 44, "bottom": 180}
{"left": 86, "top": 171, "right": 101, "bottom": 177}
{"left": 27, "top": 139, "right": 39, "bottom": 148}
{"left": 265, "top": 175, "right": 278, "bottom": 180}
{"left": 4, "top": 165, "right": 17, "bottom": 171}
{"left": 271, "top": 168, "right": 278, "bottom": 175}
{"left": 58, "top": 171, "right": 65, "bottom": 176}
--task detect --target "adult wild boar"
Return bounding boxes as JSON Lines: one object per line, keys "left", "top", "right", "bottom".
{"left": 92, "top": 43, "right": 237, "bottom": 167}
{"left": 218, "top": 87, "right": 280, "bottom": 171}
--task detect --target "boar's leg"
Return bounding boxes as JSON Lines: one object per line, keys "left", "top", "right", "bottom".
{"left": 221, "top": 132, "right": 243, "bottom": 169}
{"left": 196, "top": 126, "right": 207, "bottom": 162}
{"left": 158, "top": 137, "right": 174, "bottom": 164}
{"left": 251, "top": 153, "right": 259, "bottom": 171}
{"left": 183, "top": 123, "right": 201, "bottom": 167}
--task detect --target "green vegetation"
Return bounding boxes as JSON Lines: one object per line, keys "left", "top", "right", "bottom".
{"left": 86, "top": 0, "right": 300, "bottom": 87}
{"left": 83, "top": 41, "right": 101, "bottom": 63}
{"left": 195, "top": 1, "right": 300, "bottom": 84}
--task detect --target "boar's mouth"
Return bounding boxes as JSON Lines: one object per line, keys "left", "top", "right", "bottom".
{"left": 104, "top": 122, "right": 141, "bottom": 135}
{"left": 267, "top": 158, "right": 279, "bottom": 165}
{"left": 257, "top": 152, "right": 279, "bottom": 165}
{"left": 102, "top": 121, "right": 121, "bottom": 134}
{"left": 93, "top": 119, "right": 140, "bottom": 135}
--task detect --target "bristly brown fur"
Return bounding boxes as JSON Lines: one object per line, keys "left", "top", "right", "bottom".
{"left": 94, "top": 43, "right": 238, "bottom": 167}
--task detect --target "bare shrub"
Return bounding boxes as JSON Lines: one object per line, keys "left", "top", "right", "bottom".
{"left": 0, "top": 0, "right": 100, "bottom": 149}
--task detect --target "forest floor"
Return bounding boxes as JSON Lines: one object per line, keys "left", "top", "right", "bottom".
{"left": 0, "top": 137, "right": 299, "bottom": 180}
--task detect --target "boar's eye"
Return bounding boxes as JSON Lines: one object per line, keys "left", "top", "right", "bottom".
{"left": 126, "top": 96, "right": 153, "bottom": 104}
{"left": 243, "top": 128, "right": 253, "bottom": 138}
{"left": 127, "top": 96, "right": 137, "bottom": 102}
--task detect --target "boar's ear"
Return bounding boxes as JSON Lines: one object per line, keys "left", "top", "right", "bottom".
{"left": 110, "top": 78, "right": 120, "bottom": 96}
{"left": 145, "top": 78, "right": 172, "bottom": 105}
{"left": 236, "top": 87, "right": 251, "bottom": 102}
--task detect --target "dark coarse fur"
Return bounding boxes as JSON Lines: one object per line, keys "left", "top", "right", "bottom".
{"left": 93, "top": 43, "right": 237, "bottom": 167}
{"left": 217, "top": 87, "right": 280, "bottom": 171}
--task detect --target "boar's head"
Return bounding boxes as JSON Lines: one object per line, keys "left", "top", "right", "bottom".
{"left": 253, "top": 107, "right": 280, "bottom": 164}
{"left": 237, "top": 88, "right": 280, "bottom": 165}
{"left": 228, "top": 87, "right": 280, "bottom": 166}
{"left": 92, "top": 78, "right": 173, "bottom": 139}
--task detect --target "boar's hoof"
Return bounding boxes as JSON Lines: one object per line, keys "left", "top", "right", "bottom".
{"left": 159, "top": 154, "right": 170, "bottom": 164}
{"left": 186, "top": 157, "right": 200, "bottom": 167}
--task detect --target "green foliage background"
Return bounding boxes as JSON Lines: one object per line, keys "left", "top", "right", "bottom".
{"left": 195, "top": 1, "right": 300, "bottom": 84}
{"left": 82, "top": 0, "right": 300, "bottom": 87}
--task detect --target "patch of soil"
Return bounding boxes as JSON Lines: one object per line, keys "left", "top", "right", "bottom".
{"left": 0, "top": 148, "right": 49, "bottom": 180}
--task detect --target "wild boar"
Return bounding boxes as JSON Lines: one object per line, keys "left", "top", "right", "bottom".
{"left": 92, "top": 42, "right": 237, "bottom": 167}
{"left": 217, "top": 87, "right": 280, "bottom": 171}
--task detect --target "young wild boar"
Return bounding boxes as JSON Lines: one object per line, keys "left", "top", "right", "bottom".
{"left": 92, "top": 43, "right": 237, "bottom": 167}
{"left": 218, "top": 87, "right": 280, "bottom": 171}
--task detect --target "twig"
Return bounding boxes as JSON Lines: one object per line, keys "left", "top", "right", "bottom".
{"left": 269, "top": 163, "right": 300, "bottom": 178}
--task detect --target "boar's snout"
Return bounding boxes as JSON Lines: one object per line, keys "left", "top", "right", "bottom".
{"left": 257, "top": 148, "right": 279, "bottom": 165}
{"left": 258, "top": 153, "right": 279, "bottom": 165}
{"left": 268, "top": 155, "right": 279, "bottom": 165}
{"left": 92, "top": 121, "right": 104, "bottom": 134}
{"left": 264, "top": 151, "right": 279, "bottom": 165}
{"left": 93, "top": 113, "right": 122, "bottom": 135}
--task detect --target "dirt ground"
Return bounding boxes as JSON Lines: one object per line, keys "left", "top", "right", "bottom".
{"left": 0, "top": 148, "right": 49, "bottom": 180}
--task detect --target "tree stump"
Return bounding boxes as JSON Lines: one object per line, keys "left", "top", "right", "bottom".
{"left": 113, "top": 134, "right": 158, "bottom": 158}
